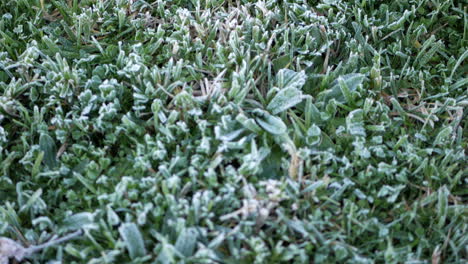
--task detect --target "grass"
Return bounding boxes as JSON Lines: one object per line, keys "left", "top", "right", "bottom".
{"left": 0, "top": 0, "right": 467, "bottom": 263}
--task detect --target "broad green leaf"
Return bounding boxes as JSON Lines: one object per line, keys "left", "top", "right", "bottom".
{"left": 276, "top": 69, "right": 307, "bottom": 90}
{"left": 106, "top": 206, "right": 120, "bottom": 226}
{"left": 119, "top": 223, "right": 146, "bottom": 259}
{"left": 175, "top": 227, "right": 198, "bottom": 257}
{"left": 346, "top": 109, "right": 366, "bottom": 137}
{"left": 273, "top": 55, "right": 292, "bottom": 72}
{"left": 62, "top": 212, "right": 94, "bottom": 231}
{"left": 305, "top": 98, "right": 322, "bottom": 126}
{"left": 267, "top": 87, "right": 306, "bottom": 114}
{"left": 253, "top": 109, "right": 287, "bottom": 135}
{"left": 39, "top": 133, "right": 57, "bottom": 168}
{"left": 320, "top": 73, "right": 365, "bottom": 103}
{"left": 236, "top": 113, "right": 262, "bottom": 133}
{"left": 433, "top": 127, "right": 453, "bottom": 146}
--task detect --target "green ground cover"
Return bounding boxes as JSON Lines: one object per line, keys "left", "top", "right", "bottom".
{"left": 0, "top": 0, "right": 467, "bottom": 263}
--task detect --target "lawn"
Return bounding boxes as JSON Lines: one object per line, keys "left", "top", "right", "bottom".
{"left": 0, "top": 0, "right": 467, "bottom": 263}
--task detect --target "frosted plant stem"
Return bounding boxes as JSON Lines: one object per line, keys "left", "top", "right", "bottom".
{"left": 25, "top": 229, "right": 83, "bottom": 256}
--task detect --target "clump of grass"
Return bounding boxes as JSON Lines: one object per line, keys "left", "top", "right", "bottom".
{"left": 0, "top": 0, "right": 466, "bottom": 263}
